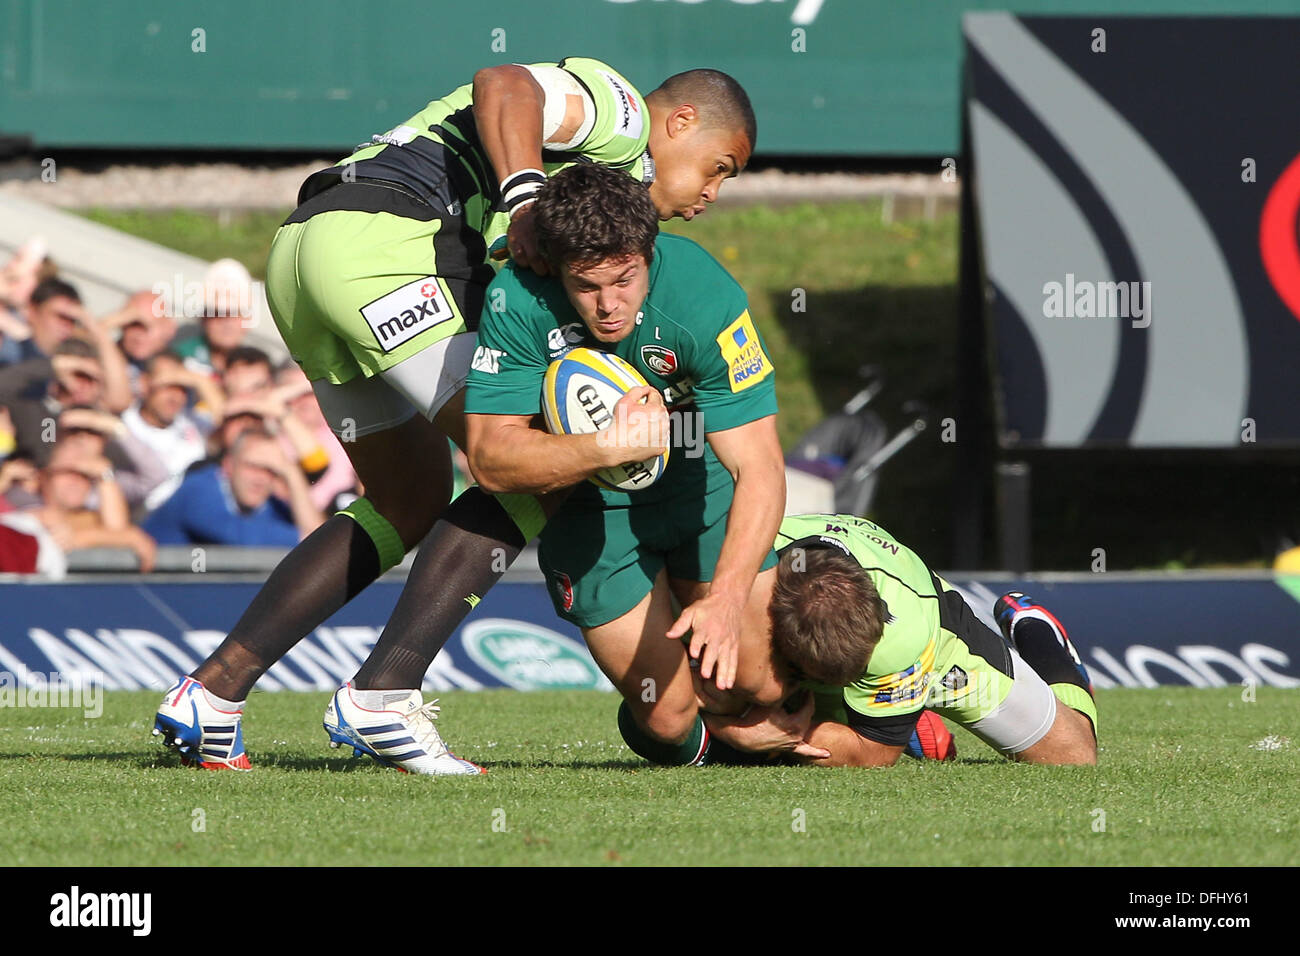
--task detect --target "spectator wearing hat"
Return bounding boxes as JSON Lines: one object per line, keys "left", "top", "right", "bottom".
{"left": 174, "top": 259, "right": 255, "bottom": 378}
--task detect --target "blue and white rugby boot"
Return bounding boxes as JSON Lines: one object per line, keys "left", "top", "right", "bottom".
{"left": 153, "top": 676, "right": 251, "bottom": 771}
{"left": 323, "top": 683, "right": 485, "bottom": 776}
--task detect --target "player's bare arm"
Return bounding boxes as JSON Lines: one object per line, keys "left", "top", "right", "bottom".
{"left": 798, "top": 719, "right": 908, "bottom": 767}
{"left": 474, "top": 64, "right": 593, "bottom": 273}
{"left": 466, "top": 386, "right": 669, "bottom": 496}
{"left": 702, "top": 692, "right": 831, "bottom": 761}
{"left": 666, "top": 413, "right": 785, "bottom": 691}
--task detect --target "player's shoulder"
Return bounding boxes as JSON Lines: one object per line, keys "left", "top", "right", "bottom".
{"left": 648, "top": 234, "right": 746, "bottom": 312}
{"left": 555, "top": 56, "right": 641, "bottom": 93}
{"left": 486, "top": 262, "right": 570, "bottom": 322}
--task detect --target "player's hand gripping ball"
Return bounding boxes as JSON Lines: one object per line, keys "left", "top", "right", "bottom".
{"left": 542, "top": 347, "right": 669, "bottom": 492}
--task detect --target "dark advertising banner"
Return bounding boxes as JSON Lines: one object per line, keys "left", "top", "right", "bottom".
{"left": 965, "top": 16, "right": 1300, "bottom": 447}
{"left": 1, "top": 575, "right": 1298, "bottom": 694}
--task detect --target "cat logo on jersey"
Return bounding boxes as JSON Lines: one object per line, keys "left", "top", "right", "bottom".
{"left": 716, "top": 311, "right": 772, "bottom": 393}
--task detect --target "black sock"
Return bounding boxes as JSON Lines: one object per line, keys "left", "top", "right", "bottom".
{"left": 192, "top": 515, "right": 381, "bottom": 699}
{"left": 353, "top": 488, "right": 525, "bottom": 690}
{"left": 1012, "top": 617, "right": 1092, "bottom": 696}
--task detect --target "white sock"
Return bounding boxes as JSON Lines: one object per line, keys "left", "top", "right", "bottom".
{"left": 351, "top": 688, "right": 417, "bottom": 710}
{"left": 202, "top": 688, "right": 245, "bottom": 712}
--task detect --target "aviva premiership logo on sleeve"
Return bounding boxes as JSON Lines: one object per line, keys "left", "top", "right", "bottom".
{"left": 360, "top": 277, "right": 457, "bottom": 352}
{"left": 716, "top": 311, "right": 772, "bottom": 392}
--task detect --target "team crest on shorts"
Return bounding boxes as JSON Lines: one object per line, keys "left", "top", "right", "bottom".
{"left": 640, "top": 344, "right": 678, "bottom": 377}
{"left": 554, "top": 571, "right": 574, "bottom": 612}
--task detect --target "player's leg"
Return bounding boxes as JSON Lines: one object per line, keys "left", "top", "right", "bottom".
{"left": 348, "top": 480, "right": 567, "bottom": 691}
{"left": 583, "top": 568, "right": 703, "bottom": 756}
{"left": 534, "top": 502, "right": 718, "bottom": 765}
{"left": 154, "top": 407, "right": 451, "bottom": 768}
{"left": 190, "top": 405, "right": 453, "bottom": 700}
{"left": 993, "top": 591, "right": 1098, "bottom": 764}
{"left": 188, "top": 201, "right": 477, "bottom": 702}
{"left": 929, "top": 587, "right": 1096, "bottom": 765}
{"left": 1014, "top": 702, "right": 1096, "bottom": 764}
{"left": 154, "top": 189, "right": 480, "bottom": 768}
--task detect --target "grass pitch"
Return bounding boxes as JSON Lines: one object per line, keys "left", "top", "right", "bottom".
{"left": 2, "top": 688, "right": 1297, "bottom": 867}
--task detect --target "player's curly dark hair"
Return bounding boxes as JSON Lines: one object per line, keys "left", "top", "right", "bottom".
{"left": 533, "top": 163, "right": 658, "bottom": 272}
{"left": 769, "top": 545, "right": 887, "bottom": 686}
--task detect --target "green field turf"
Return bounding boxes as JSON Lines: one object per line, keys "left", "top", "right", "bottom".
{"left": 2, "top": 687, "right": 1296, "bottom": 866}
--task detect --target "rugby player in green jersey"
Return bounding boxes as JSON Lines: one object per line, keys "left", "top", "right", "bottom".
{"left": 464, "top": 163, "right": 787, "bottom": 766}
{"left": 154, "top": 60, "right": 758, "bottom": 773}
{"left": 701, "top": 514, "right": 1099, "bottom": 767}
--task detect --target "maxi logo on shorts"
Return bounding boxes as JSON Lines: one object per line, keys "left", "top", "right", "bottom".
{"left": 360, "top": 277, "right": 455, "bottom": 352}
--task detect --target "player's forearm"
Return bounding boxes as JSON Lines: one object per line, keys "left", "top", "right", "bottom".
{"left": 701, "top": 712, "right": 775, "bottom": 757}
{"left": 708, "top": 454, "right": 786, "bottom": 604}
{"left": 804, "top": 720, "right": 904, "bottom": 768}
{"left": 471, "top": 425, "right": 612, "bottom": 496}
{"left": 473, "top": 66, "right": 546, "bottom": 184}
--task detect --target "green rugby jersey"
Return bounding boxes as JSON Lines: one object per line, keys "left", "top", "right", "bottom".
{"left": 775, "top": 514, "right": 1015, "bottom": 744}
{"left": 298, "top": 57, "right": 652, "bottom": 259}
{"left": 464, "top": 233, "right": 777, "bottom": 508}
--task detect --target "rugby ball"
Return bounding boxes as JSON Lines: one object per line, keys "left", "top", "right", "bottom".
{"left": 541, "top": 347, "right": 669, "bottom": 492}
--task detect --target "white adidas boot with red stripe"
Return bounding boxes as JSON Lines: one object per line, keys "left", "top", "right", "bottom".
{"left": 323, "top": 683, "right": 485, "bottom": 776}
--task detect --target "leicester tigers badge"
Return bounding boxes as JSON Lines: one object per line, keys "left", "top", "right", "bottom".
{"left": 554, "top": 571, "right": 574, "bottom": 612}
{"left": 640, "top": 344, "right": 678, "bottom": 377}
